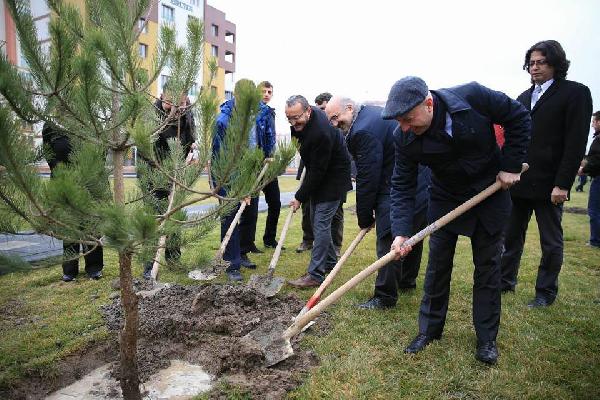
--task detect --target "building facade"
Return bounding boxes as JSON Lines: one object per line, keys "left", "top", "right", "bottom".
{"left": 203, "top": 4, "right": 235, "bottom": 101}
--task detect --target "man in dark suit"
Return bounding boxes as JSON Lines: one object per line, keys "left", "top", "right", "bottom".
{"left": 500, "top": 40, "right": 593, "bottom": 308}
{"left": 42, "top": 123, "right": 104, "bottom": 282}
{"left": 325, "top": 96, "right": 430, "bottom": 309}
{"left": 385, "top": 76, "right": 530, "bottom": 364}
{"left": 286, "top": 95, "right": 352, "bottom": 288}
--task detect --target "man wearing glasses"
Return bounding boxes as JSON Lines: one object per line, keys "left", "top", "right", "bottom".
{"left": 500, "top": 40, "right": 592, "bottom": 308}
{"left": 325, "top": 96, "right": 431, "bottom": 309}
{"left": 286, "top": 95, "right": 352, "bottom": 288}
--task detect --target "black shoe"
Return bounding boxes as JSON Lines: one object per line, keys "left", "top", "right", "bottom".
{"left": 226, "top": 269, "right": 243, "bottom": 282}
{"left": 501, "top": 287, "right": 515, "bottom": 294}
{"left": 527, "top": 297, "right": 553, "bottom": 308}
{"left": 404, "top": 333, "right": 441, "bottom": 354}
{"left": 295, "top": 241, "right": 313, "bottom": 253}
{"left": 357, "top": 297, "right": 395, "bottom": 310}
{"left": 264, "top": 240, "right": 285, "bottom": 250}
{"left": 247, "top": 244, "right": 264, "bottom": 254}
{"left": 62, "top": 274, "right": 76, "bottom": 282}
{"left": 240, "top": 254, "right": 257, "bottom": 269}
{"left": 475, "top": 341, "right": 498, "bottom": 365}
{"left": 88, "top": 271, "right": 103, "bottom": 280}
{"left": 142, "top": 263, "right": 152, "bottom": 280}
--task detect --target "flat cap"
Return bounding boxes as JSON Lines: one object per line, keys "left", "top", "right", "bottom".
{"left": 381, "top": 76, "right": 428, "bottom": 120}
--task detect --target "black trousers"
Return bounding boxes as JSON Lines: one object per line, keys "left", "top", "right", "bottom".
{"left": 262, "top": 178, "right": 281, "bottom": 245}
{"left": 239, "top": 196, "right": 259, "bottom": 254}
{"left": 301, "top": 200, "right": 344, "bottom": 252}
{"left": 62, "top": 242, "right": 103, "bottom": 276}
{"left": 418, "top": 223, "right": 502, "bottom": 342}
{"left": 500, "top": 197, "right": 563, "bottom": 301}
{"left": 374, "top": 208, "right": 426, "bottom": 303}
{"left": 143, "top": 188, "right": 181, "bottom": 270}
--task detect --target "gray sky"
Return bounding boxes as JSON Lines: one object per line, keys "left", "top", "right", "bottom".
{"left": 209, "top": 0, "right": 599, "bottom": 143}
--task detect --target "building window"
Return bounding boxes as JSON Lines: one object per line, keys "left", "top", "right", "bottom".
{"left": 225, "top": 90, "right": 233, "bottom": 100}
{"left": 211, "top": 24, "right": 219, "bottom": 37}
{"left": 211, "top": 45, "right": 218, "bottom": 57}
{"left": 138, "top": 18, "right": 148, "bottom": 33}
{"left": 225, "top": 51, "right": 234, "bottom": 64}
{"left": 161, "top": 5, "right": 174, "bottom": 24}
{"left": 225, "top": 31, "right": 235, "bottom": 44}
{"left": 189, "top": 82, "right": 198, "bottom": 96}
{"left": 139, "top": 43, "right": 148, "bottom": 59}
{"left": 160, "top": 75, "right": 170, "bottom": 91}
{"left": 211, "top": 86, "right": 217, "bottom": 95}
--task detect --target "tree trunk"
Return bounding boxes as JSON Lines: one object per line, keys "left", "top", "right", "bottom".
{"left": 113, "top": 147, "right": 141, "bottom": 399}
{"left": 118, "top": 250, "right": 141, "bottom": 400}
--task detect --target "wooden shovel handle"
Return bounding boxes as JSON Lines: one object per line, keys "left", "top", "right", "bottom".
{"left": 215, "top": 159, "right": 272, "bottom": 260}
{"left": 304, "top": 227, "right": 370, "bottom": 310}
{"left": 284, "top": 164, "right": 528, "bottom": 339}
{"left": 266, "top": 168, "right": 306, "bottom": 277}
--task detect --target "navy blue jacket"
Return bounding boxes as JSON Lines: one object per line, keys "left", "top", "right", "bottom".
{"left": 213, "top": 99, "right": 276, "bottom": 158}
{"left": 347, "top": 105, "right": 430, "bottom": 237}
{"left": 390, "top": 82, "right": 531, "bottom": 238}
{"left": 292, "top": 106, "right": 352, "bottom": 204}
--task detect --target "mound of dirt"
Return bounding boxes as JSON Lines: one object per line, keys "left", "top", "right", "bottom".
{"left": 101, "top": 283, "right": 324, "bottom": 399}
{"left": 2, "top": 282, "right": 326, "bottom": 399}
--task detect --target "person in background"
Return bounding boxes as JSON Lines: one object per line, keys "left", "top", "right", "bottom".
{"left": 578, "top": 111, "right": 600, "bottom": 249}
{"left": 500, "top": 40, "right": 593, "bottom": 308}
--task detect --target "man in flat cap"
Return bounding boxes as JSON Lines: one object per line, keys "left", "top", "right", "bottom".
{"left": 325, "top": 95, "right": 431, "bottom": 309}
{"left": 385, "top": 76, "right": 531, "bottom": 364}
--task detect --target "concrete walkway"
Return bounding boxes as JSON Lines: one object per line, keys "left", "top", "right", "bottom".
{"left": 0, "top": 192, "right": 297, "bottom": 264}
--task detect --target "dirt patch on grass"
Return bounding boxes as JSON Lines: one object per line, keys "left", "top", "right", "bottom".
{"left": 564, "top": 206, "right": 588, "bottom": 215}
{"left": 2, "top": 281, "right": 325, "bottom": 399}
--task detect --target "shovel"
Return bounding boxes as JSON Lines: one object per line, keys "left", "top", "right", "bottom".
{"left": 246, "top": 166, "right": 527, "bottom": 366}
{"left": 188, "top": 159, "right": 273, "bottom": 281}
{"left": 247, "top": 169, "right": 306, "bottom": 297}
{"left": 294, "top": 227, "right": 370, "bottom": 320}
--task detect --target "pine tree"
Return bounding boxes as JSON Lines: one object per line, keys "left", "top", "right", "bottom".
{"left": 0, "top": 1, "right": 294, "bottom": 398}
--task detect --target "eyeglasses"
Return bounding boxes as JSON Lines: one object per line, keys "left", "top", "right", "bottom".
{"left": 328, "top": 105, "right": 349, "bottom": 123}
{"left": 528, "top": 59, "right": 548, "bottom": 68}
{"left": 286, "top": 109, "right": 307, "bottom": 122}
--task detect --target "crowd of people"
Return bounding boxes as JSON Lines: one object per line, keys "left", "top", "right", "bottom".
{"left": 46, "top": 39, "right": 597, "bottom": 365}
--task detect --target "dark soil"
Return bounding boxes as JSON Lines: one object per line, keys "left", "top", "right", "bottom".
{"left": 2, "top": 280, "right": 325, "bottom": 399}
{"left": 564, "top": 206, "right": 588, "bottom": 215}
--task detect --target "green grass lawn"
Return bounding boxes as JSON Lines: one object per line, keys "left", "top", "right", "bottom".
{"left": 1, "top": 186, "right": 599, "bottom": 399}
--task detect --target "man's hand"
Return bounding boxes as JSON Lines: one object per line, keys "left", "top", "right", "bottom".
{"left": 391, "top": 236, "right": 412, "bottom": 260}
{"left": 577, "top": 166, "right": 584, "bottom": 176}
{"left": 497, "top": 171, "right": 521, "bottom": 190}
{"left": 243, "top": 196, "right": 251, "bottom": 205}
{"left": 550, "top": 186, "right": 568, "bottom": 205}
{"left": 289, "top": 198, "right": 301, "bottom": 212}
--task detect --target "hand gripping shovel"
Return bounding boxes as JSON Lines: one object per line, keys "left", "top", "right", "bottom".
{"left": 294, "top": 227, "right": 370, "bottom": 320}
{"left": 245, "top": 165, "right": 527, "bottom": 366}
{"left": 188, "top": 159, "right": 273, "bottom": 281}
{"left": 247, "top": 169, "right": 306, "bottom": 297}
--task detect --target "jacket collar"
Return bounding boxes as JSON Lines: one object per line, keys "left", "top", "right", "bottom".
{"left": 431, "top": 88, "right": 471, "bottom": 114}
{"left": 531, "top": 79, "right": 560, "bottom": 113}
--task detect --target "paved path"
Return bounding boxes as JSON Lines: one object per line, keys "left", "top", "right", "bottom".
{"left": 0, "top": 192, "right": 297, "bottom": 264}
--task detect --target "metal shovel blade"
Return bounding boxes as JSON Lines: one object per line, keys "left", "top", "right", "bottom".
{"left": 243, "top": 320, "right": 294, "bottom": 367}
{"left": 248, "top": 274, "right": 286, "bottom": 298}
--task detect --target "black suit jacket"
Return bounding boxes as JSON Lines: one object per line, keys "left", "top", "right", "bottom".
{"left": 511, "top": 79, "right": 592, "bottom": 199}
{"left": 291, "top": 106, "right": 352, "bottom": 204}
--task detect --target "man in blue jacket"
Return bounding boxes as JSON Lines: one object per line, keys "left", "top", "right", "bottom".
{"left": 325, "top": 96, "right": 431, "bottom": 309}
{"left": 212, "top": 79, "right": 263, "bottom": 280}
{"left": 385, "top": 77, "right": 530, "bottom": 365}
{"left": 286, "top": 95, "right": 353, "bottom": 288}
